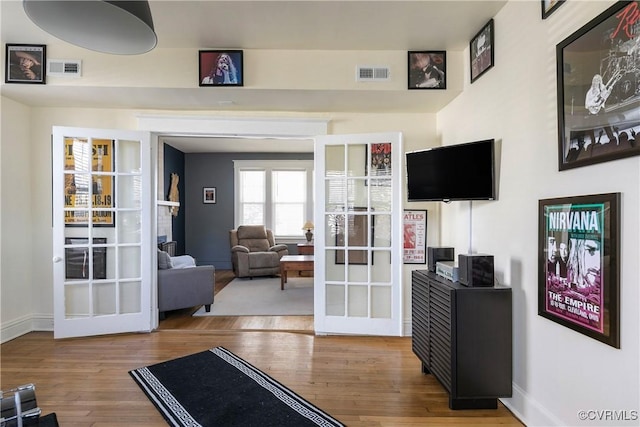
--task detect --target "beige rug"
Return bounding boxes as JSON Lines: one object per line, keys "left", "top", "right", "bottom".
{"left": 192, "top": 276, "right": 314, "bottom": 316}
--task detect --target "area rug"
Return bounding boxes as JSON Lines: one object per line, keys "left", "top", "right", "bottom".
{"left": 129, "top": 346, "right": 344, "bottom": 427}
{"left": 192, "top": 276, "right": 313, "bottom": 316}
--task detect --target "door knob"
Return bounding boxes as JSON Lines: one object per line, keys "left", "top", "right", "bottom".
{"left": 52, "top": 256, "right": 63, "bottom": 263}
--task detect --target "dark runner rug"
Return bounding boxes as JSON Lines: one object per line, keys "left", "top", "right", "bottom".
{"left": 129, "top": 347, "right": 345, "bottom": 427}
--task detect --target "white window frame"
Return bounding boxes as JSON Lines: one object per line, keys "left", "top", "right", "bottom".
{"left": 233, "top": 160, "right": 314, "bottom": 240}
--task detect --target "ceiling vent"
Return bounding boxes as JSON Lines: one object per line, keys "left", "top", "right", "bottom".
{"left": 47, "top": 59, "right": 82, "bottom": 77}
{"left": 356, "top": 66, "right": 390, "bottom": 82}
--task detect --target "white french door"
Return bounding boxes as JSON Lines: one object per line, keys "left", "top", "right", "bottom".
{"left": 314, "top": 132, "right": 403, "bottom": 336}
{"left": 52, "top": 126, "right": 153, "bottom": 339}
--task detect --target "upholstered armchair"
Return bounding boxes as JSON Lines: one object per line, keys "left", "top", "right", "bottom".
{"left": 229, "top": 225, "right": 289, "bottom": 278}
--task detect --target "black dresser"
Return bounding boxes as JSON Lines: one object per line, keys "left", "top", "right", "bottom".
{"left": 412, "top": 270, "right": 512, "bottom": 409}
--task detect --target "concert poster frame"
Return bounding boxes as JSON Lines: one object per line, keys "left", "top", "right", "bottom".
{"left": 199, "top": 50, "right": 243, "bottom": 87}
{"left": 470, "top": 19, "right": 494, "bottom": 83}
{"left": 541, "top": 0, "right": 565, "bottom": 19}
{"left": 556, "top": 1, "right": 640, "bottom": 171}
{"left": 537, "top": 193, "right": 620, "bottom": 348}
{"left": 403, "top": 210, "right": 427, "bottom": 264}
{"left": 5, "top": 43, "right": 46, "bottom": 84}
{"left": 407, "top": 51, "right": 446, "bottom": 90}
{"left": 203, "top": 187, "right": 217, "bottom": 204}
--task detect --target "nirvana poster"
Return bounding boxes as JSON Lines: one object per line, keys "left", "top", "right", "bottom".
{"left": 538, "top": 193, "right": 620, "bottom": 348}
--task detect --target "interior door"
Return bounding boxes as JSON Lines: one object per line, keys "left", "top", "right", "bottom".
{"left": 52, "top": 126, "right": 153, "bottom": 339}
{"left": 314, "top": 132, "right": 403, "bottom": 336}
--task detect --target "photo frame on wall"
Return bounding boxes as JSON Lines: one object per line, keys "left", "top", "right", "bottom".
{"left": 557, "top": 1, "right": 640, "bottom": 171}
{"left": 403, "top": 210, "right": 427, "bottom": 264}
{"left": 538, "top": 193, "right": 620, "bottom": 348}
{"left": 199, "top": 50, "right": 243, "bottom": 87}
{"left": 407, "top": 51, "right": 446, "bottom": 89}
{"left": 5, "top": 43, "right": 46, "bottom": 84}
{"left": 470, "top": 19, "right": 494, "bottom": 83}
{"left": 203, "top": 187, "right": 217, "bottom": 204}
{"left": 541, "top": 0, "right": 565, "bottom": 19}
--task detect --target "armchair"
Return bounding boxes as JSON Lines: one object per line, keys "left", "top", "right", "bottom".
{"left": 230, "top": 225, "right": 289, "bottom": 278}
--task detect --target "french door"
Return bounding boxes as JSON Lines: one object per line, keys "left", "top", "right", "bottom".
{"left": 52, "top": 127, "right": 153, "bottom": 339}
{"left": 314, "top": 132, "right": 403, "bottom": 336}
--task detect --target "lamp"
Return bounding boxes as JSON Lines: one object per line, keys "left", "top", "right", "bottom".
{"left": 23, "top": 0, "right": 157, "bottom": 55}
{"left": 302, "top": 221, "right": 314, "bottom": 243}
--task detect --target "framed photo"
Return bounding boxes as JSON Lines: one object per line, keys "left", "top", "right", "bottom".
{"left": 470, "top": 19, "right": 494, "bottom": 83}
{"left": 366, "top": 142, "right": 391, "bottom": 186}
{"left": 408, "top": 51, "right": 446, "bottom": 89}
{"left": 538, "top": 193, "right": 620, "bottom": 348}
{"left": 199, "top": 50, "right": 243, "bottom": 87}
{"left": 556, "top": 1, "right": 640, "bottom": 171}
{"left": 541, "top": 0, "right": 565, "bottom": 19}
{"left": 403, "top": 210, "right": 427, "bottom": 264}
{"left": 203, "top": 187, "right": 216, "bottom": 204}
{"left": 5, "top": 44, "right": 45, "bottom": 84}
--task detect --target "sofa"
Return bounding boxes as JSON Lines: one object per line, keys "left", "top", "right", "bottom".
{"left": 157, "top": 249, "right": 215, "bottom": 319}
{"left": 229, "top": 225, "right": 289, "bottom": 278}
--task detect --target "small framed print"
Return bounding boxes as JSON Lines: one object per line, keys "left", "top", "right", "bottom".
{"left": 408, "top": 51, "right": 446, "bottom": 89}
{"left": 5, "top": 44, "right": 46, "bottom": 84}
{"left": 203, "top": 187, "right": 217, "bottom": 204}
{"left": 199, "top": 50, "right": 243, "bottom": 87}
{"left": 542, "top": 0, "right": 565, "bottom": 19}
{"left": 403, "top": 210, "right": 427, "bottom": 264}
{"left": 470, "top": 19, "right": 494, "bottom": 83}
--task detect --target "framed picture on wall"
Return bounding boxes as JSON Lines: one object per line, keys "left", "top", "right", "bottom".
{"left": 203, "top": 187, "right": 216, "bottom": 204}
{"left": 5, "top": 43, "right": 45, "bottom": 84}
{"left": 407, "top": 51, "right": 446, "bottom": 89}
{"left": 403, "top": 210, "right": 427, "bottom": 264}
{"left": 556, "top": 1, "right": 640, "bottom": 171}
{"left": 538, "top": 193, "right": 620, "bottom": 348}
{"left": 199, "top": 50, "right": 243, "bottom": 86}
{"left": 470, "top": 19, "right": 494, "bottom": 83}
{"left": 541, "top": 0, "right": 565, "bottom": 19}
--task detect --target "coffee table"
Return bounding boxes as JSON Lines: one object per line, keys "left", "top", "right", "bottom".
{"left": 280, "top": 255, "right": 314, "bottom": 290}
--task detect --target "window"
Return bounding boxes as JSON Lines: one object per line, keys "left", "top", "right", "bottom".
{"left": 234, "top": 160, "right": 314, "bottom": 239}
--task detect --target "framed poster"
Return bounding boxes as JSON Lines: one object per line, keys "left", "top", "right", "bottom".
{"left": 403, "top": 210, "right": 427, "bottom": 264}
{"left": 199, "top": 50, "right": 243, "bottom": 86}
{"left": 408, "top": 51, "right": 446, "bottom": 89}
{"left": 64, "top": 138, "right": 115, "bottom": 226}
{"left": 203, "top": 187, "right": 216, "bottom": 204}
{"left": 538, "top": 193, "right": 620, "bottom": 348}
{"left": 366, "top": 142, "right": 391, "bottom": 186}
{"left": 470, "top": 19, "right": 494, "bottom": 83}
{"left": 5, "top": 43, "right": 45, "bottom": 84}
{"left": 542, "top": 0, "right": 565, "bottom": 19}
{"left": 557, "top": 1, "right": 640, "bottom": 171}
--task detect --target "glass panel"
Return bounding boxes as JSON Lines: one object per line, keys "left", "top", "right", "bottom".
{"left": 326, "top": 284, "right": 345, "bottom": 316}
{"left": 274, "top": 204, "right": 303, "bottom": 236}
{"left": 65, "top": 283, "right": 89, "bottom": 319}
{"left": 325, "top": 250, "right": 345, "bottom": 281}
{"left": 65, "top": 137, "right": 91, "bottom": 173}
{"left": 325, "top": 213, "right": 344, "bottom": 247}
{"left": 372, "top": 178, "right": 392, "bottom": 188}
{"left": 370, "top": 185, "right": 391, "bottom": 211}
{"left": 371, "top": 251, "right": 391, "bottom": 282}
{"left": 117, "top": 211, "right": 141, "bottom": 243}
{"left": 93, "top": 282, "right": 116, "bottom": 316}
{"left": 347, "top": 178, "right": 367, "bottom": 209}
{"left": 371, "top": 286, "right": 391, "bottom": 318}
{"left": 347, "top": 260, "right": 368, "bottom": 282}
{"left": 118, "top": 139, "right": 141, "bottom": 173}
{"left": 325, "top": 145, "right": 345, "bottom": 177}
{"left": 325, "top": 179, "right": 346, "bottom": 211}
{"left": 64, "top": 238, "right": 107, "bottom": 281}
{"left": 120, "top": 281, "right": 142, "bottom": 314}
{"left": 241, "top": 203, "right": 264, "bottom": 225}
{"left": 369, "top": 143, "right": 392, "bottom": 177}
{"left": 117, "top": 175, "right": 142, "bottom": 209}
{"left": 346, "top": 144, "right": 366, "bottom": 177}
{"left": 119, "top": 246, "right": 140, "bottom": 279}
{"left": 348, "top": 285, "right": 368, "bottom": 317}
{"left": 373, "top": 214, "right": 391, "bottom": 247}
{"left": 240, "top": 171, "right": 265, "bottom": 202}
{"left": 105, "top": 246, "right": 116, "bottom": 280}
{"left": 347, "top": 214, "right": 368, "bottom": 247}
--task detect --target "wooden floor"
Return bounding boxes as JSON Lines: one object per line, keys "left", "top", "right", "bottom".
{"left": 0, "top": 270, "right": 524, "bottom": 427}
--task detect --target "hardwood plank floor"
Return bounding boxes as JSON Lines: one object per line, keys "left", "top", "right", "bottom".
{"left": 0, "top": 271, "right": 524, "bottom": 426}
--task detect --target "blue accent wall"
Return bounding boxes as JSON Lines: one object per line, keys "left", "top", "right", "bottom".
{"left": 185, "top": 152, "right": 313, "bottom": 268}
{"left": 163, "top": 144, "right": 186, "bottom": 255}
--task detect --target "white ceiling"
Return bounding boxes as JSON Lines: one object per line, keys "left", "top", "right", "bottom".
{"left": 1, "top": 0, "right": 507, "bottom": 152}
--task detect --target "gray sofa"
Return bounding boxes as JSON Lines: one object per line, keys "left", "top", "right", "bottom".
{"left": 229, "top": 225, "right": 288, "bottom": 278}
{"left": 157, "top": 250, "right": 215, "bottom": 319}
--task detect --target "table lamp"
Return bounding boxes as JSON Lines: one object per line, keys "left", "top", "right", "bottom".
{"left": 302, "top": 221, "right": 314, "bottom": 242}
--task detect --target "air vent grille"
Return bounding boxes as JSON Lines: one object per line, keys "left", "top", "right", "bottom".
{"left": 356, "top": 66, "right": 390, "bottom": 82}
{"left": 47, "top": 59, "right": 82, "bottom": 77}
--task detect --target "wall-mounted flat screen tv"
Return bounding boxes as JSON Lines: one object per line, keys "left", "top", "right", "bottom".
{"left": 406, "top": 139, "right": 496, "bottom": 202}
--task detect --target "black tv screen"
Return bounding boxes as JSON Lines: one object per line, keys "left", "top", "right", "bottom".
{"left": 406, "top": 139, "right": 496, "bottom": 202}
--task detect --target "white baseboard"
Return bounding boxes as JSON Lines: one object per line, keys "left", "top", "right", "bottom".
{"left": 1, "top": 313, "right": 53, "bottom": 344}
{"left": 501, "top": 382, "right": 564, "bottom": 426}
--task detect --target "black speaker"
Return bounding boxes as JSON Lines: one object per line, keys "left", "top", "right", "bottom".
{"left": 427, "top": 247, "right": 455, "bottom": 272}
{"left": 458, "top": 254, "right": 494, "bottom": 287}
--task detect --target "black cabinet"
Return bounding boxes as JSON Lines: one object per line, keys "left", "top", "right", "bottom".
{"left": 412, "top": 270, "right": 512, "bottom": 409}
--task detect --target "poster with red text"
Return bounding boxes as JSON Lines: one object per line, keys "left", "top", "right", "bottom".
{"left": 403, "top": 210, "right": 427, "bottom": 264}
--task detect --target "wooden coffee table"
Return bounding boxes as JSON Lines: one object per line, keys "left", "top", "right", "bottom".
{"left": 280, "top": 255, "right": 314, "bottom": 290}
